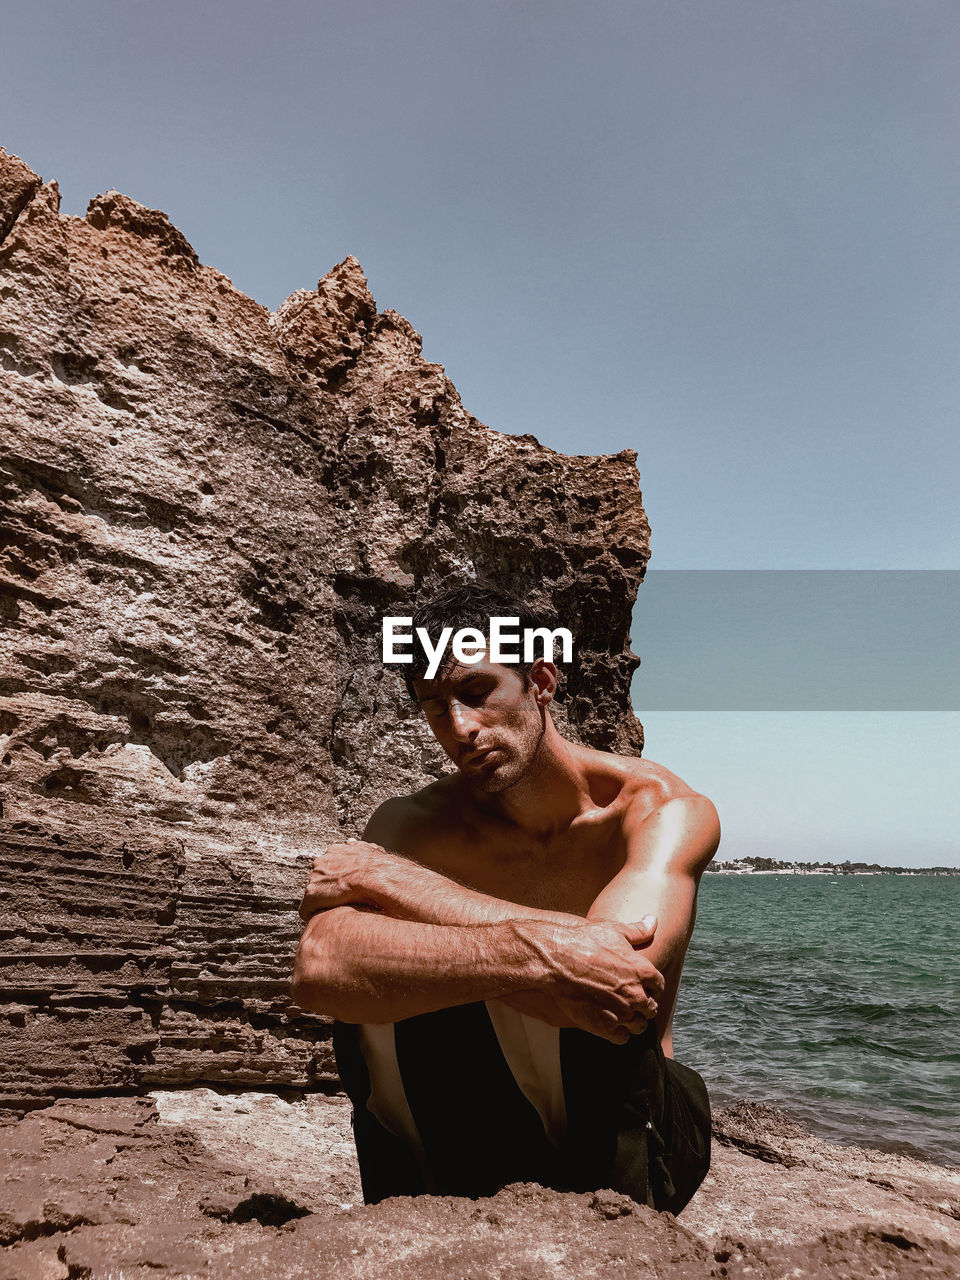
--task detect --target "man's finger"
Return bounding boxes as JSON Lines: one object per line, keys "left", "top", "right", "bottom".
{"left": 623, "top": 984, "right": 659, "bottom": 1019}
{"left": 622, "top": 1014, "right": 649, "bottom": 1035}
{"left": 593, "top": 1002, "right": 650, "bottom": 1042}
{"left": 637, "top": 964, "right": 666, "bottom": 998}
{"left": 626, "top": 958, "right": 665, "bottom": 999}
{"left": 596, "top": 1008, "right": 630, "bottom": 1045}
{"left": 618, "top": 915, "right": 658, "bottom": 948}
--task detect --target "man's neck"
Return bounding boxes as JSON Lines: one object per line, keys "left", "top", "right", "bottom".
{"left": 468, "top": 717, "right": 595, "bottom": 840}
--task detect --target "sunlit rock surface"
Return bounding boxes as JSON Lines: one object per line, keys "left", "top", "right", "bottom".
{"left": 0, "top": 148, "right": 649, "bottom": 1107}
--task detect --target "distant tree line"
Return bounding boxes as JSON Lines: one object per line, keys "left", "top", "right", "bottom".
{"left": 705, "top": 856, "right": 958, "bottom": 875}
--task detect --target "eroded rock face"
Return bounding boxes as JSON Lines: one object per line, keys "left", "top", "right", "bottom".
{"left": 0, "top": 149, "right": 651, "bottom": 1106}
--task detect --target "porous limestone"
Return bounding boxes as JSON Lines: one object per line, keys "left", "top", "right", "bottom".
{"left": 0, "top": 148, "right": 650, "bottom": 1107}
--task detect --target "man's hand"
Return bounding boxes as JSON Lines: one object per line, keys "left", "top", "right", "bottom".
{"left": 506, "top": 915, "right": 664, "bottom": 1044}
{"left": 298, "top": 839, "right": 386, "bottom": 923}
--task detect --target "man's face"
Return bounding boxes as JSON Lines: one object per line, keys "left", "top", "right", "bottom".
{"left": 414, "top": 654, "right": 548, "bottom": 793}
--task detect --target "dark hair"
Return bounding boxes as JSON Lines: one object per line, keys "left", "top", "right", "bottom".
{"left": 401, "top": 579, "right": 554, "bottom": 701}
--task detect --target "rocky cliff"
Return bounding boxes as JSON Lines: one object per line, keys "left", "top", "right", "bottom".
{"left": 0, "top": 149, "right": 650, "bottom": 1110}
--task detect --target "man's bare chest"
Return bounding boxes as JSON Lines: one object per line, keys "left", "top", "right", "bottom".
{"left": 413, "top": 818, "right": 627, "bottom": 916}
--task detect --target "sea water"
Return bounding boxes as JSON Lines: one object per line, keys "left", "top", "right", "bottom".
{"left": 674, "top": 873, "right": 960, "bottom": 1166}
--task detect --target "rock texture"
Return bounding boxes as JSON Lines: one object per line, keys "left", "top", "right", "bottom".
{"left": 0, "top": 1093, "right": 956, "bottom": 1279}
{"left": 0, "top": 148, "right": 650, "bottom": 1108}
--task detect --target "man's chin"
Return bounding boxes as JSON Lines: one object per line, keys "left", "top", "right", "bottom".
{"left": 467, "top": 756, "right": 525, "bottom": 795}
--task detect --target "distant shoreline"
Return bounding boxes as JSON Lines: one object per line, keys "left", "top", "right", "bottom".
{"left": 706, "top": 862, "right": 959, "bottom": 876}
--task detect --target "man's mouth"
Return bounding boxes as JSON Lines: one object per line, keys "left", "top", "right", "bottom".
{"left": 461, "top": 747, "right": 497, "bottom": 768}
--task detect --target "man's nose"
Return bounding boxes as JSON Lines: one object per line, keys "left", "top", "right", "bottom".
{"left": 447, "top": 699, "right": 479, "bottom": 741}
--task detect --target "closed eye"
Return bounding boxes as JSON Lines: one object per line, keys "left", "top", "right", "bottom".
{"left": 459, "top": 682, "right": 493, "bottom": 705}
{"left": 419, "top": 682, "right": 493, "bottom": 717}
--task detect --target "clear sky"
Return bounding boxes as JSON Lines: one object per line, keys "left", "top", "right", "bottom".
{"left": 3, "top": 1, "right": 957, "bottom": 864}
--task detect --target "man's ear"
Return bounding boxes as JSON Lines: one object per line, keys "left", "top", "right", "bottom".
{"left": 529, "top": 659, "right": 558, "bottom": 705}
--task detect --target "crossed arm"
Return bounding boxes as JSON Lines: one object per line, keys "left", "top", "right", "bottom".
{"left": 290, "top": 795, "right": 719, "bottom": 1045}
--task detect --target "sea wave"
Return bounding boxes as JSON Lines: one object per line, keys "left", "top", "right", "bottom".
{"left": 676, "top": 874, "right": 960, "bottom": 1165}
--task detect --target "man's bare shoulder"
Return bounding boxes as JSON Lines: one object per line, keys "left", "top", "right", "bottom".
{"left": 617, "top": 754, "right": 719, "bottom": 869}
{"left": 576, "top": 744, "right": 719, "bottom": 852}
{"left": 362, "top": 775, "right": 465, "bottom": 858}
{"left": 575, "top": 743, "right": 703, "bottom": 809}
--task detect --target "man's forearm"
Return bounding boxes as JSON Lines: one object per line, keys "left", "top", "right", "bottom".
{"left": 300, "top": 840, "right": 581, "bottom": 929}
{"left": 361, "top": 851, "right": 576, "bottom": 928}
{"left": 291, "top": 896, "right": 664, "bottom": 1042}
{"left": 291, "top": 904, "right": 547, "bottom": 1023}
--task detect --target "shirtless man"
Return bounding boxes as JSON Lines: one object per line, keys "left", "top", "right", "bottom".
{"left": 291, "top": 583, "right": 720, "bottom": 1210}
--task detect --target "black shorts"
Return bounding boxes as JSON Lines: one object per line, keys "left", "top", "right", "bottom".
{"left": 333, "top": 1003, "right": 711, "bottom": 1214}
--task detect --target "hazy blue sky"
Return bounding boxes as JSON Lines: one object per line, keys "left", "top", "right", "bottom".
{"left": 3, "top": 1, "right": 957, "bottom": 864}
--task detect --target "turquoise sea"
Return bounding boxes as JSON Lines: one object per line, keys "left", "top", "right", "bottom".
{"left": 675, "top": 874, "right": 960, "bottom": 1167}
